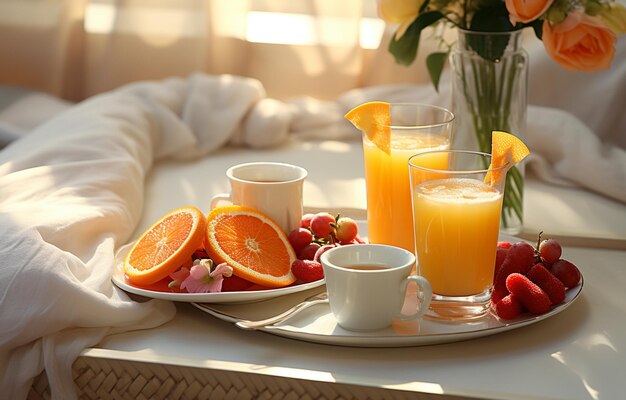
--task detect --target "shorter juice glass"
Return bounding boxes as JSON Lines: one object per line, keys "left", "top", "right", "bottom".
{"left": 409, "top": 150, "right": 508, "bottom": 319}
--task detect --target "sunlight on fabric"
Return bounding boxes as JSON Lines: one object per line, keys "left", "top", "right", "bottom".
{"left": 85, "top": 2, "right": 116, "bottom": 34}
{"left": 85, "top": 2, "right": 383, "bottom": 49}
{"left": 246, "top": 11, "right": 384, "bottom": 49}
{"left": 85, "top": 1, "right": 203, "bottom": 38}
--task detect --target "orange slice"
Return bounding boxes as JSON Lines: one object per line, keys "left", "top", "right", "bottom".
{"left": 124, "top": 206, "right": 206, "bottom": 285}
{"left": 485, "top": 130, "right": 530, "bottom": 186}
{"left": 205, "top": 205, "right": 297, "bottom": 288}
{"left": 345, "top": 101, "right": 391, "bottom": 154}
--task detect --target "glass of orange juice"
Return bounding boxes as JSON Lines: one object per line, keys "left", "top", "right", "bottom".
{"left": 409, "top": 150, "right": 508, "bottom": 320}
{"left": 362, "top": 104, "right": 455, "bottom": 253}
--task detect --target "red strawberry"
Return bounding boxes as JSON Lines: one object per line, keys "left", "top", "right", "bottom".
{"left": 291, "top": 259, "right": 324, "bottom": 283}
{"left": 494, "top": 247, "right": 509, "bottom": 278}
{"left": 494, "top": 293, "right": 523, "bottom": 320}
{"left": 491, "top": 285, "right": 509, "bottom": 306}
{"left": 506, "top": 273, "right": 551, "bottom": 315}
{"left": 497, "top": 241, "right": 512, "bottom": 249}
{"left": 550, "top": 259, "right": 581, "bottom": 288}
{"left": 493, "top": 242, "right": 535, "bottom": 294}
{"left": 527, "top": 263, "right": 566, "bottom": 305}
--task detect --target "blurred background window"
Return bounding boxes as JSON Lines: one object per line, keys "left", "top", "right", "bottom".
{"left": 0, "top": 0, "right": 437, "bottom": 101}
{"left": 1, "top": 0, "right": 623, "bottom": 148}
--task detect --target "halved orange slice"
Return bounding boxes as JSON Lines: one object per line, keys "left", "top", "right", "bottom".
{"left": 205, "top": 205, "right": 297, "bottom": 288}
{"left": 345, "top": 101, "right": 391, "bottom": 154}
{"left": 124, "top": 206, "right": 206, "bottom": 285}
{"left": 485, "top": 130, "right": 530, "bottom": 186}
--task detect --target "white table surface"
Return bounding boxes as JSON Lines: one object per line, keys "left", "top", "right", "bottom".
{"left": 91, "top": 138, "right": 626, "bottom": 400}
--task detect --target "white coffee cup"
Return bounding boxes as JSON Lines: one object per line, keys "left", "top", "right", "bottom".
{"left": 320, "top": 244, "right": 432, "bottom": 331}
{"left": 210, "top": 162, "right": 307, "bottom": 233}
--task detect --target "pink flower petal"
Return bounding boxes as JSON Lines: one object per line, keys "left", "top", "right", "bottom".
{"left": 205, "top": 278, "right": 224, "bottom": 293}
{"left": 169, "top": 267, "right": 190, "bottom": 286}
{"left": 189, "top": 263, "right": 210, "bottom": 280}
{"left": 211, "top": 263, "right": 233, "bottom": 279}
{"left": 179, "top": 260, "right": 233, "bottom": 293}
{"left": 181, "top": 277, "right": 212, "bottom": 293}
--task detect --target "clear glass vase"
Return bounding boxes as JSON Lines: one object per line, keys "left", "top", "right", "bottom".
{"left": 450, "top": 29, "right": 528, "bottom": 235}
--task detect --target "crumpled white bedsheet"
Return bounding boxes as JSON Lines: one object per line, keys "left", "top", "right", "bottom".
{"left": 0, "top": 72, "right": 624, "bottom": 399}
{"left": 0, "top": 73, "right": 298, "bottom": 399}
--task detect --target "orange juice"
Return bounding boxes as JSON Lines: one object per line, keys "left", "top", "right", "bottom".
{"left": 363, "top": 132, "right": 449, "bottom": 252}
{"left": 412, "top": 178, "right": 503, "bottom": 296}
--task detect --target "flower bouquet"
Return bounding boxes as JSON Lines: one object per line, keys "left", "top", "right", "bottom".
{"left": 378, "top": 0, "right": 625, "bottom": 84}
{"left": 377, "top": 0, "right": 626, "bottom": 232}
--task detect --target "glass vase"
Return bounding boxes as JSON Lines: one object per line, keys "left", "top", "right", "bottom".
{"left": 450, "top": 29, "right": 528, "bottom": 235}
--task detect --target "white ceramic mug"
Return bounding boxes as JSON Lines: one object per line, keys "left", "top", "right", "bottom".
{"left": 320, "top": 244, "right": 432, "bottom": 331}
{"left": 210, "top": 162, "right": 307, "bottom": 233}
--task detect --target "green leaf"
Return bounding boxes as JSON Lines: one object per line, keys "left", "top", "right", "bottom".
{"left": 529, "top": 19, "right": 543, "bottom": 40}
{"left": 388, "top": 11, "right": 444, "bottom": 66}
{"left": 470, "top": 4, "right": 514, "bottom": 32}
{"left": 468, "top": 5, "right": 515, "bottom": 62}
{"left": 426, "top": 52, "right": 448, "bottom": 92}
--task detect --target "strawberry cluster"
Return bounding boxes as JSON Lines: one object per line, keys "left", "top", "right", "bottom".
{"left": 492, "top": 234, "right": 581, "bottom": 320}
{"left": 288, "top": 212, "right": 366, "bottom": 283}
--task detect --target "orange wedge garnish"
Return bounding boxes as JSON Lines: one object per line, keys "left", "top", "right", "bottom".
{"left": 485, "top": 130, "right": 530, "bottom": 186}
{"left": 345, "top": 101, "right": 391, "bottom": 154}
{"left": 124, "top": 206, "right": 206, "bottom": 285}
{"left": 205, "top": 205, "right": 297, "bottom": 288}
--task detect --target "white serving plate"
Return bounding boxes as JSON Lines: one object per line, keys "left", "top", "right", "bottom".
{"left": 111, "top": 243, "right": 324, "bottom": 304}
{"left": 193, "top": 277, "right": 583, "bottom": 347}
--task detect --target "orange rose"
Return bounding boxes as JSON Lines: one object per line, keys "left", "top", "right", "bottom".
{"left": 542, "top": 12, "right": 616, "bottom": 72}
{"left": 506, "top": 0, "right": 554, "bottom": 24}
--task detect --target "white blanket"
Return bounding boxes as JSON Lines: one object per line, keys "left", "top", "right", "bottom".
{"left": 0, "top": 73, "right": 625, "bottom": 399}
{"left": 0, "top": 74, "right": 293, "bottom": 399}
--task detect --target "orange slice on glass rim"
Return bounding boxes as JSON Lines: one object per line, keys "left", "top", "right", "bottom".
{"left": 485, "top": 130, "right": 530, "bottom": 187}
{"left": 345, "top": 101, "right": 391, "bottom": 154}
{"left": 205, "top": 205, "right": 297, "bottom": 288}
{"left": 124, "top": 206, "right": 206, "bottom": 286}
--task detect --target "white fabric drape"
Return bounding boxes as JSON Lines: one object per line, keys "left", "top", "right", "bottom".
{"left": 0, "top": 73, "right": 291, "bottom": 399}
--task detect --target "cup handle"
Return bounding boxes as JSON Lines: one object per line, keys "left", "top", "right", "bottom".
{"left": 396, "top": 275, "right": 432, "bottom": 321}
{"left": 210, "top": 193, "right": 232, "bottom": 209}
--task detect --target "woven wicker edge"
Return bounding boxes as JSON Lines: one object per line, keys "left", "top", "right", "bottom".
{"left": 28, "top": 355, "right": 477, "bottom": 400}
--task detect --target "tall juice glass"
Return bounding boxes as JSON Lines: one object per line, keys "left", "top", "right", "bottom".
{"left": 409, "top": 150, "right": 508, "bottom": 320}
{"left": 362, "top": 104, "right": 455, "bottom": 253}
